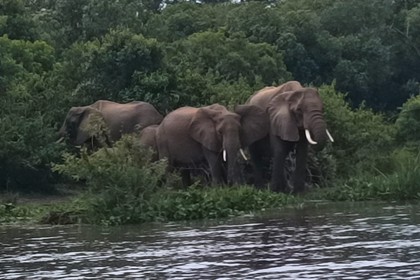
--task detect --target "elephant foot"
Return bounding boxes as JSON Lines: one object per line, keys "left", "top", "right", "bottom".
{"left": 291, "top": 185, "right": 305, "bottom": 194}
{"left": 253, "top": 178, "right": 265, "bottom": 190}
{"left": 180, "top": 169, "right": 192, "bottom": 187}
{"left": 269, "top": 183, "right": 287, "bottom": 193}
{"left": 291, "top": 179, "right": 305, "bottom": 194}
{"left": 253, "top": 183, "right": 269, "bottom": 191}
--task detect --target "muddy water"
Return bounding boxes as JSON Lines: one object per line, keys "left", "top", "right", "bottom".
{"left": 1, "top": 202, "right": 420, "bottom": 279}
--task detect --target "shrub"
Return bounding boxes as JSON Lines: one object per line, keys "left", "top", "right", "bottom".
{"left": 395, "top": 95, "right": 420, "bottom": 145}
{"left": 53, "top": 135, "right": 181, "bottom": 225}
{"left": 309, "top": 148, "right": 420, "bottom": 201}
{"left": 0, "top": 36, "right": 63, "bottom": 192}
{"left": 319, "top": 83, "right": 396, "bottom": 179}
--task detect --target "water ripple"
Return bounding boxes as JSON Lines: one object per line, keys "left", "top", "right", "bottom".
{"left": 1, "top": 202, "right": 420, "bottom": 279}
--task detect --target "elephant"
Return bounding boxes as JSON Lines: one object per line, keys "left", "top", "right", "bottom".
{"left": 138, "top": 124, "right": 159, "bottom": 161}
{"left": 247, "top": 81, "right": 334, "bottom": 193}
{"left": 156, "top": 103, "right": 269, "bottom": 186}
{"left": 58, "top": 100, "right": 163, "bottom": 148}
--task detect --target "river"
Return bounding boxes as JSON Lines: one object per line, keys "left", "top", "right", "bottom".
{"left": 1, "top": 201, "right": 420, "bottom": 279}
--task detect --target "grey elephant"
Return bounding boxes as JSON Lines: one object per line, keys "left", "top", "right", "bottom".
{"left": 247, "top": 81, "right": 334, "bottom": 193}
{"left": 138, "top": 124, "right": 159, "bottom": 161}
{"left": 58, "top": 100, "right": 163, "bottom": 148}
{"left": 156, "top": 103, "right": 269, "bottom": 186}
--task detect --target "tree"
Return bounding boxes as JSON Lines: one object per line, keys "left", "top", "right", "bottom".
{"left": 0, "top": 35, "right": 61, "bottom": 191}
{"left": 0, "top": 0, "right": 39, "bottom": 40}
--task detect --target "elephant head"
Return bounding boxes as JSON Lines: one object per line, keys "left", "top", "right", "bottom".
{"left": 189, "top": 104, "right": 268, "bottom": 184}
{"left": 268, "top": 87, "right": 333, "bottom": 150}
{"left": 58, "top": 106, "right": 109, "bottom": 146}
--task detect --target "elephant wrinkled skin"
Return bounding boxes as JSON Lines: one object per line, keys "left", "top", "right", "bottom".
{"left": 156, "top": 103, "right": 268, "bottom": 186}
{"left": 247, "top": 81, "right": 333, "bottom": 193}
{"left": 59, "top": 100, "right": 163, "bottom": 148}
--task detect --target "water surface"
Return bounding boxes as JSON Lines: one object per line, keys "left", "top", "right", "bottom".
{"left": 1, "top": 202, "right": 420, "bottom": 279}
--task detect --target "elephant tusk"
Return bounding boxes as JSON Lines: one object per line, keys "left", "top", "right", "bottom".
{"left": 223, "top": 149, "right": 227, "bottom": 162}
{"left": 305, "top": 129, "right": 317, "bottom": 145}
{"left": 326, "top": 129, "right": 334, "bottom": 143}
{"left": 240, "top": 148, "right": 248, "bottom": 161}
{"left": 55, "top": 137, "right": 65, "bottom": 143}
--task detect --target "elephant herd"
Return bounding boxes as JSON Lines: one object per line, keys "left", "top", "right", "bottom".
{"left": 58, "top": 81, "right": 334, "bottom": 193}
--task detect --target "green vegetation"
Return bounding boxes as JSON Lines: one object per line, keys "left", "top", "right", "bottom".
{"left": 2, "top": 0, "right": 420, "bottom": 225}
{"left": 0, "top": 195, "right": 84, "bottom": 224}
{"left": 309, "top": 148, "right": 420, "bottom": 202}
{"left": 52, "top": 136, "right": 297, "bottom": 225}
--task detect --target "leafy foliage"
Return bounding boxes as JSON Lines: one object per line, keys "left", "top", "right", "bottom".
{"left": 395, "top": 95, "right": 420, "bottom": 145}
{"left": 309, "top": 148, "right": 420, "bottom": 201}
{"left": 147, "top": 186, "right": 298, "bottom": 222}
{"left": 52, "top": 136, "right": 296, "bottom": 225}
{"left": 0, "top": 35, "right": 62, "bottom": 191}
{"left": 1, "top": 0, "right": 420, "bottom": 206}
{"left": 319, "top": 84, "right": 396, "bottom": 178}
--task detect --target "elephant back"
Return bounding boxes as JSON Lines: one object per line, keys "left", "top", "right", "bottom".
{"left": 130, "top": 101, "right": 164, "bottom": 128}
{"left": 247, "top": 81, "right": 304, "bottom": 109}
{"left": 99, "top": 100, "right": 163, "bottom": 131}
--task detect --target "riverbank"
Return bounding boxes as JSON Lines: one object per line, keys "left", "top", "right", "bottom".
{"left": 4, "top": 136, "right": 420, "bottom": 226}
{"left": 0, "top": 185, "right": 83, "bottom": 224}
{"left": 3, "top": 174, "right": 420, "bottom": 226}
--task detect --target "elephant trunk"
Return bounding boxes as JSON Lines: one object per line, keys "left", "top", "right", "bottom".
{"left": 224, "top": 138, "right": 244, "bottom": 185}
{"left": 306, "top": 116, "right": 328, "bottom": 151}
{"left": 57, "top": 124, "right": 67, "bottom": 143}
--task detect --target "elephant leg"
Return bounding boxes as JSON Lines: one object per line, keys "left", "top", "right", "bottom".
{"left": 203, "top": 149, "right": 225, "bottom": 185}
{"left": 291, "top": 140, "right": 308, "bottom": 193}
{"left": 270, "top": 138, "right": 293, "bottom": 193}
{"left": 249, "top": 137, "right": 270, "bottom": 188}
{"left": 180, "top": 168, "right": 192, "bottom": 187}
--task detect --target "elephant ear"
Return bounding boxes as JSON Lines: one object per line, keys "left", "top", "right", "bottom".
{"left": 189, "top": 108, "right": 220, "bottom": 152}
{"left": 234, "top": 104, "right": 269, "bottom": 146}
{"left": 76, "top": 107, "right": 105, "bottom": 145}
{"left": 285, "top": 89, "right": 305, "bottom": 113}
{"left": 268, "top": 93, "right": 299, "bottom": 142}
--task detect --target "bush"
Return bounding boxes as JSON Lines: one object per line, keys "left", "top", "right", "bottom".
{"left": 319, "top": 83, "right": 396, "bottom": 179}
{"left": 53, "top": 135, "right": 181, "bottom": 225}
{"left": 309, "top": 148, "right": 420, "bottom": 201}
{"left": 395, "top": 95, "right": 420, "bottom": 145}
{"left": 0, "top": 36, "right": 63, "bottom": 192}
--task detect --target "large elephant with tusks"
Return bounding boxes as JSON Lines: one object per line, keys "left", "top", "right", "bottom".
{"left": 247, "top": 81, "right": 334, "bottom": 193}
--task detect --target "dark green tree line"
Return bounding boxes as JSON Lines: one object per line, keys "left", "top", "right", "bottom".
{"left": 1, "top": 0, "right": 420, "bottom": 191}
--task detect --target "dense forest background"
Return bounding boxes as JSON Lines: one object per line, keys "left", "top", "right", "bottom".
{"left": 1, "top": 0, "right": 420, "bottom": 192}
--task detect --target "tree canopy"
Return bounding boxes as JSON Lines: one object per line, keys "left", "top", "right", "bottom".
{"left": 1, "top": 0, "right": 420, "bottom": 190}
